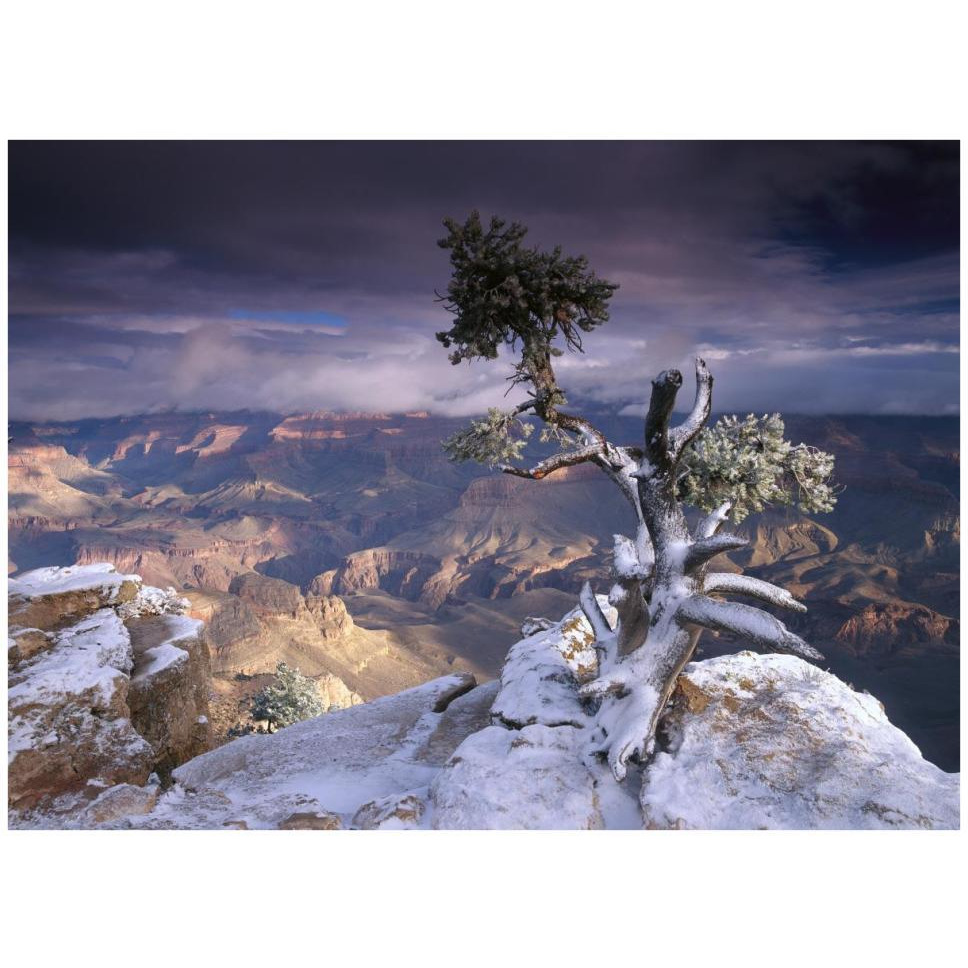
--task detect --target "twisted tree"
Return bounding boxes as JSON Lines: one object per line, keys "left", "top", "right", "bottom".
{"left": 437, "top": 212, "right": 837, "bottom": 780}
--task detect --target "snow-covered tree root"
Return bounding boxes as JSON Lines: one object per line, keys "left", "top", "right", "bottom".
{"left": 576, "top": 361, "right": 824, "bottom": 780}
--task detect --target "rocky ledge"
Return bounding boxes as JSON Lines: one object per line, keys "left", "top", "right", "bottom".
{"left": 19, "top": 592, "right": 956, "bottom": 830}
{"left": 8, "top": 565, "right": 213, "bottom": 823}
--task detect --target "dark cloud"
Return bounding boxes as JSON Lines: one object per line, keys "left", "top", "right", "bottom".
{"left": 7, "top": 141, "right": 960, "bottom": 420}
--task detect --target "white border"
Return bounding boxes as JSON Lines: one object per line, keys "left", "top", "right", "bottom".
{"left": 2, "top": 2, "right": 965, "bottom": 964}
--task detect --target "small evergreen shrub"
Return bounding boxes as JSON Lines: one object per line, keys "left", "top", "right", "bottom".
{"left": 250, "top": 662, "right": 326, "bottom": 732}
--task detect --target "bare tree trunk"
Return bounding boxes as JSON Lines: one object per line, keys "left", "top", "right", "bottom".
{"left": 578, "top": 360, "right": 822, "bottom": 780}
{"left": 499, "top": 356, "right": 823, "bottom": 780}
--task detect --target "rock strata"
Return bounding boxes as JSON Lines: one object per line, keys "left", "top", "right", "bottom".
{"left": 7, "top": 564, "right": 214, "bottom": 821}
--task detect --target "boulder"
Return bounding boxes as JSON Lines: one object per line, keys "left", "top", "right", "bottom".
{"left": 641, "top": 651, "right": 960, "bottom": 829}
{"left": 352, "top": 792, "right": 425, "bottom": 829}
{"left": 8, "top": 564, "right": 214, "bottom": 821}
{"left": 520, "top": 616, "right": 557, "bottom": 637}
{"left": 8, "top": 627, "right": 53, "bottom": 665}
{"left": 8, "top": 608, "right": 154, "bottom": 812}
{"left": 490, "top": 601, "right": 611, "bottom": 729}
{"left": 83, "top": 783, "right": 159, "bottom": 825}
{"left": 278, "top": 810, "right": 343, "bottom": 830}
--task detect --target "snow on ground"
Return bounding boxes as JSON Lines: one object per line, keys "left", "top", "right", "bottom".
{"left": 129, "top": 674, "right": 479, "bottom": 829}
{"left": 430, "top": 724, "right": 604, "bottom": 829}
{"left": 8, "top": 563, "right": 141, "bottom": 600}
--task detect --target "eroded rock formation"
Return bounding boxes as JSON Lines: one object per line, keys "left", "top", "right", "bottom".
{"left": 8, "top": 565, "right": 214, "bottom": 820}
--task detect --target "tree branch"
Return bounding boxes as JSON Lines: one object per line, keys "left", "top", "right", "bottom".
{"left": 703, "top": 572, "right": 808, "bottom": 613}
{"left": 579, "top": 581, "right": 614, "bottom": 642}
{"left": 695, "top": 500, "right": 732, "bottom": 539}
{"left": 683, "top": 532, "right": 748, "bottom": 572}
{"left": 669, "top": 358, "right": 713, "bottom": 461}
{"left": 551, "top": 408, "right": 607, "bottom": 447}
{"left": 500, "top": 442, "right": 603, "bottom": 480}
{"left": 676, "top": 595, "right": 823, "bottom": 661}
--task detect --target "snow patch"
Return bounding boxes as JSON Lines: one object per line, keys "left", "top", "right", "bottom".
{"left": 131, "top": 614, "right": 202, "bottom": 683}
{"left": 9, "top": 609, "right": 133, "bottom": 709}
{"left": 9, "top": 563, "right": 140, "bottom": 600}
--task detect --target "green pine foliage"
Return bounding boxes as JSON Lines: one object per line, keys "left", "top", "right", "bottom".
{"left": 250, "top": 662, "right": 326, "bottom": 732}
{"left": 678, "top": 413, "right": 837, "bottom": 522}
{"left": 435, "top": 211, "right": 619, "bottom": 371}
{"left": 435, "top": 212, "right": 838, "bottom": 523}
{"left": 442, "top": 407, "right": 534, "bottom": 466}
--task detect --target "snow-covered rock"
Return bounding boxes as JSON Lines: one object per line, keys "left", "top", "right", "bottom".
{"left": 640, "top": 652, "right": 960, "bottom": 829}
{"left": 82, "top": 782, "right": 160, "bottom": 825}
{"left": 9, "top": 562, "right": 141, "bottom": 600}
{"left": 429, "top": 724, "right": 604, "bottom": 829}
{"left": 15, "top": 585, "right": 956, "bottom": 830}
{"left": 8, "top": 563, "right": 141, "bottom": 632}
{"left": 8, "top": 608, "right": 154, "bottom": 813}
{"left": 8, "top": 563, "right": 214, "bottom": 823}
{"left": 490, "top": 601, "right": 612, "bottom": 729}
{"left": 353, "top": 791, "right": 427, "bottom": 829}
{"left": 277, "top": 810, "right": 342, "bottom": 830}
{"left": 127, "top": 613, "right": 212, "bottom": 775}
{"left": 519, "top": 616, "right": 557, "bottom": 637}
{"left": 118, "top": 584, "right": 190, "bottom": 621}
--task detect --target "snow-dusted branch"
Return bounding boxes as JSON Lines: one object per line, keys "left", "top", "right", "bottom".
{"left": 612, "top": 533, "right": 653, "bottom": 580}
{"left": 500, "top": 442, "right": 603, "bottom": 480}
{"left": 579, "top": 581, "right": 613, "bottom": 643}
{"left": 435, "top": 219, "right": 836, "bottom": 786}
{"left": 683, "top": 533, "right": 748, "bottom": 573}
{"left": 695, "top": 501, "right": 732, "bottom": 538}
{"left": 669, "top": 358, "right": 713, "bottom": 461}
{"left": 704, "top": 572, "right": 807, "bottom": 613}
{"left": 676, "top": 595, "right": 823, "bottom": 660}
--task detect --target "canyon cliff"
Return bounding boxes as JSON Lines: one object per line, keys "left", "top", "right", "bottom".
{"left": 8, "top": 565, "right": 213, "bottom": 818}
